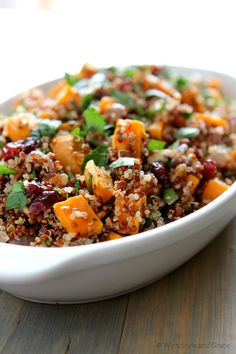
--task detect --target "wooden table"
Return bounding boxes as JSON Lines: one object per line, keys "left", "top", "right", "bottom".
{"left": 1, "top": 219, "right": 236, "bottom": 354}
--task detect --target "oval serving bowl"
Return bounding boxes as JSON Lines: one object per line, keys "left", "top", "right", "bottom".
{"left": 0, "top": 66, "right": 236, "bottom": 304}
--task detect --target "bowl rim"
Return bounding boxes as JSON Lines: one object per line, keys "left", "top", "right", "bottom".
{"left": 1, "top": 64, "right": 236, "bottom": 254}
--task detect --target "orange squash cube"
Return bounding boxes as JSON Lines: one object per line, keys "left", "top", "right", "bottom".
{"left": 99, "top": 96, "right": 115, "bottom": 114}
{"left": 84, "top": 160, "right": 113, "bottom": 203}
{"left": 108, "top": 231, "right": 123, "bottom": 240}
{"left": 112, "top": 119, "right": 146, "bottom": 158}
{"left": 143, "top": 74, "right": 181, "bottom": 100}
{"left": 186, "top": 174, "right": 200, "bottom": 194}
{"left": 54, "top": 195, "right": 103, "bottom": 236}
{"left": 148, "top": 121, "right": 164, "bottom": 140}
{"left": 79, "top": 63, "right": 97, "bottom": 78}
{"left": 56, "top": 84, "right": 80, "bottom": 105}
{"left": 4, "top": 113, "right": 38, "bottom": 141}
{"left": 48, "top": 80, "right": 66, "bottom": 99}
{"left": 52, "top": 135, "right": 89, "bottom": 174}
{"left": 207, "top": 78, "right": 221, "bottom": 89}
{"left": 202, "top": 179, "right": 229, "bottom": 202}
{"left": 114, "top": 192, "right": 147, "bottom": 234}
{"left": 195, "top": 113, "right": 227, "bottom": 127}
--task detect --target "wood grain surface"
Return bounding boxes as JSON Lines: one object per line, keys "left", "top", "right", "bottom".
{"left": 1, "top": 220, "right": 236, "bottom": 354}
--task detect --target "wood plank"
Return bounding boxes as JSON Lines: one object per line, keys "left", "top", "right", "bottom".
{"left": 118, "top": 221, "right": 236, "bottom": 354}
{"left": 0, "top": 293, "right": 128, "bottom": 354}
{"left": 0, "top": 291, "right": 25, "bottom": 352}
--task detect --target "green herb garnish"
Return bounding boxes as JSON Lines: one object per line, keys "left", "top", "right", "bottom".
{"left": 0, "top": 141, "right": 5, "bottom": 148}
{"left": 80, "top": 93, "right": 93, "bottom": 110}
{"left": 81, "top": 145, "right": 109, "bottom": 173}
{"left": 31, "top": 119, "right": 61, "bottom": 139}
{"left": 180, "top": 111, "right": 193, "bottom": 119}
{"left": 75, "top": 181, "right": 80, "bottom": 195}
{"left": 71, "top": 127, "right": 82, "bottom": 137}
{"left": 106, "top": 66, "right": 117, "bottom": 73}
{"left": 45, "top": 239, "right": 51, "bottom": 247}
{"left": 0, "top": 164, "right": 16, "bottom": 175}
{"left": 147, "top": 139, "right": 166, "bottom": 151}
{"left": 164, "top": 188, "right": 179, "bottom": 205}
{"left": 110, "top": 89, "right": 135, "bottom": 110}
{"left": 174, "top": 127, "right": 200, "bottom": 139}
{"left": 174, "top": 76, "right": 189, "bottom": 91}
{"left": 6, "top": 181, "right": 28, "bottom": 210}
{"left": 64, "top": 72, "right": 80, "bottom": 86}
{"left": 122, "top": 66, "right": 135, "bottom": 78}
{"left": 88, "top": 175, "right": 93, "bottom": 194}
{"left": 109, "top": 157, "right": 136, "bottom": 169}
{"left": 67, "top": 171, "right": 75, "bottom": 180}
{"left": 84, "top": 107, "right": 105, "bottom": 133}
{"left": 143, "top": 218, "right": 152, "bottom": 229}
{"left": 30, "top": 169, "right": 36, "bottom": 179}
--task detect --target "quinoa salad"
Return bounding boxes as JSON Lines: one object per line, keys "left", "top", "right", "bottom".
{"left": 0, "top": 64, "right": 235, "bottom": 247}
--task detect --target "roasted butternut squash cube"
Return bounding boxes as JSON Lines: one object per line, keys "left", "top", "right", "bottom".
{"left": 56, "top": 84, "right": 80, "bottom": 105}
{"left": 148, "top": 121, "right": 164, "bottom": 140}
{"left": 143, "top": 74, "right": 181, "bottom": 100}
{"left": 99, "top": 96, "right": 115, "bottom": 114}
{"left": 112, "top": 119, "right": 146, "bottom": 158}
{"left": 108, "top": 231, "right": 123, "bottom": 240}
{"left": 202, "top": 179, "right": 229, "bottom": 202}
{"left": 195, "top": 113, "right": 227, "bottom": 127}
{"left": 186, "top": 174, "right": 200, "bottom": 194}
{"left": 53, "top": 195, "right": 103, "bottom": 236}
{"left": 4, "top": 113, "right": 38, "bottom": 141}
{"left": 114, "top": 192, "right": 147, "bottom": 234}
{"left": 79, "top": 63, "right": 97, "bottom": 78}
{"left": 52, "top": 135, "right": 89, "bottom": 174}
{"left": 48, "top": 80, "right": 66, "bottom": 99}
{"left": 84, "top": 160, "right": 113, "bottom": 202}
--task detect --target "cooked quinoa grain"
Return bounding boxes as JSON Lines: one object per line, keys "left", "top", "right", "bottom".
{"left": 0, "top": 63, "right": 235, "bottom": 246}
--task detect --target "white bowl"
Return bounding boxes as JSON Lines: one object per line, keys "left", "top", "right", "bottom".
{"left": 0, "top": 66, "right": 236, "bottom": 304}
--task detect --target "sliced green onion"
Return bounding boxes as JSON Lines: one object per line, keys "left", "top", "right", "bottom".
{"left": 75, "top": 181, "right": 80, "bottom": 195}
{"left": 147, "top": 139, "right": 166, "bottom": 151}
{"left": 145, "top": 89, "right": 168, "bottom": 99}
{"left": 164, "top": 188, "right": 179, "bottom": 205}
{"left": 0, "top": 163, "right": 16, "bottom": 175}
{"left": 168, "top": 140, "right": 180, "bottom": 149}
{"left": 174, "top": 76, "right": 189, "bottom": 91}
{"left": 71, "top": 127, "right": 82, "bottom": 137}
{"left": 88, "top": 175, "right": 93, "bottom": 194}
{"left": 174, "top": 127, "right": 200, "bottom": 139}
{"left": 109, "top": 157, "right": 136, "bottom": 169}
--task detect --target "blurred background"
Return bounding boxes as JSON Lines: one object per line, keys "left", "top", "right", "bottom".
{"left": 0, "top": 0, "right": 235, "bottom": 101}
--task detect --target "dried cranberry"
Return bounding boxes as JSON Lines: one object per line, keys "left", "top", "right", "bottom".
{"left": 21, "top": 138, "right": 38, "bottom": 153}
{"left": 151, "top": 65, "right": 162, "bottom": 75}
{"left": 29, "top": 190, "right": 61, "bottom": 215}
{"left": 151, "top": 162, "right": 168, "bottom": 185}
{"left": 1, "top": 142, "right": 21, "bottom": 159}
{"left": 26, "top": 181, "right": 46, "bottom": 198}
{"left": 203, "top": 159, "right": 216, "bottom": 180}
{"left": 1, "top": 138, "right": 38, "bottom": 160}
{"left": 117, "top": 78, "right": 132, "bottom": 91}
